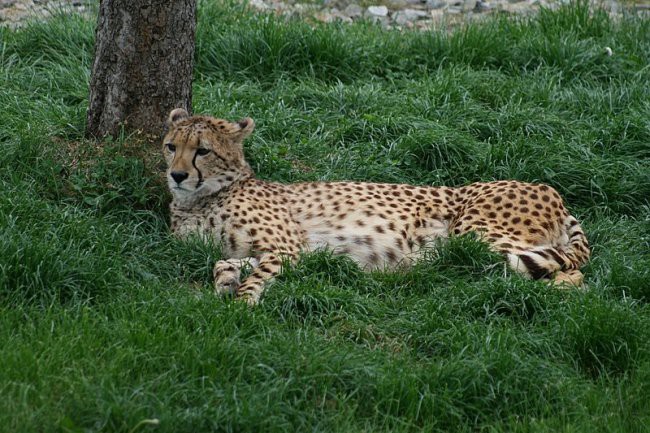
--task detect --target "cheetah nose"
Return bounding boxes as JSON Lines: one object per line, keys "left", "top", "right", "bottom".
{"left": 171, "top": 171, "right": 189, "bottom": 184}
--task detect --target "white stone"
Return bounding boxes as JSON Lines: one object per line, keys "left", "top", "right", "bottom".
{"left": 393, "top": 8, "right": 429, "bottom": 25}
{"left": 248, "top": 0, "right": 269, "bottom": 11}
{"left": 13, "top": 0, "right": 33, "bottom": 11}
{"left": 430, "top": 8, "right": 445, "bottom": 19}
{"left": 462, "top": 0, "right": 477, "bottom": 11}
{"left": 317, "top": 8, "right": 353, "bottom": 23}
{"left": 367, "top": 5, "right": 389, "bottom": 16}
{"left": 499, "top": 1, "right": 533, "bottom": 13}
{"left": 425, "top": 0, "right": 448, "bottom": 9}
{"left": 388, "top": 0, "right": 409, "bottom": 8}
{"left": 343, "top": 3, "right": 363, "bottom": 18}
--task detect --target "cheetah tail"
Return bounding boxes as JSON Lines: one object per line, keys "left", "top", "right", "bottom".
{"left": 506, "top": 248, "right": 568, "bottom": 280}
{"left": 561, "top": 215, "right": 590, "bottom": 269}
{"left": 505, "top": 215, "right": 590, "bottom": 280}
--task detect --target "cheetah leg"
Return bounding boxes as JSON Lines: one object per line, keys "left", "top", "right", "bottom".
{"left": 213, "top": 257, "right": 260, "bottom": 296}
{"left": 553, "top": 269, "right": 585, "bottom": 288}
{"left": 235, "top": 252, "right": 295, "bottom": 306}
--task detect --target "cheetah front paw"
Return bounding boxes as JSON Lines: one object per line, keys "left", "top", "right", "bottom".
{"left": 213, "top": 260, "right": 242, "bottom": 296}
{"left": 214, "top": 275, "right": 240, "bottom": 296}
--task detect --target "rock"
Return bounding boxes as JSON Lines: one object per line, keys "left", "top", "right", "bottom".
{"left": 293, "top": 3, "right": 320, "bottom": 15}
{"left": 13, "top": 0, "right": 32, "bottom": 10}
{"left": 475, "top": 0, "right": 491, "bottom": 11}
{"left": 366, "top": 5, "right": 389, "bottom": 16}
{"left": 248, "top": 0, "right": 269, "bottom": 11}
{"left": 388, "top": 0, "right": 409, "bottom": 8}
{"left": 272, "top": 1, "right": 289, "bottom": 13}
{"left": 429, "top": 8, "right": 445, "bottom": 19}
{"left": 393, "top": 8, "right": 429, "bottom": 25}
{"left": 316, "top": 7, "right": 353, "bottom": 22}
{"left": 365, "top": 4, "right": 391, "bottom": 26}
{"left": 415, "top": 18, "right": 435, "bottom": 29}
{"left": 425, "top": 0, "right": 447, "bottom": 9}
{"left": 462, "top": 0, "right": 477, "bottom": 11}
{"left": 343, "top": 2, "right": 363, "bottom": 18}
{"left": 499, "top": 0, "right": 536, "bottom": 14}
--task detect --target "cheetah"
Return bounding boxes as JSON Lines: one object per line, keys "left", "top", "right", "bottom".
{"left": 164, "top": 109, "right": 590, "bottom": 305}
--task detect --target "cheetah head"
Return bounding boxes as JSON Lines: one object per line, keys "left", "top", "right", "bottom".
{"left": 163, "top": 108, "right": 255, "bottom": 200}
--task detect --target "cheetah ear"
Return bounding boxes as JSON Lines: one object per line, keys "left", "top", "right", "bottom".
{"left": 168, "top": 108, "right": 189, "bottom": 126}
{"left": 235, "top": 117, "right": 255, "bottom": 140}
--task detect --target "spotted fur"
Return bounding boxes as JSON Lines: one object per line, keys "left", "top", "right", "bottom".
{"left": 163, "top": 109, "right": 590, "bottom": 305}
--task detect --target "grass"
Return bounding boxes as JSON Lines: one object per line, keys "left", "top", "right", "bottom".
{"left": 1, "top": 0, "right": 650, "bottom": 431}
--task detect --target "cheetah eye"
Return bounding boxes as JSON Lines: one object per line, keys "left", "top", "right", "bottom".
{"left": 196, "top": 148, "right": 211, "bottom": 156}
{"left": 166, "top": 143, "right": 176, "bottom": 152}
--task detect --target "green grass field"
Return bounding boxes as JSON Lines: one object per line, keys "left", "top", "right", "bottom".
{"left": 1, "top": 1, "right": 649, "bottom": 431}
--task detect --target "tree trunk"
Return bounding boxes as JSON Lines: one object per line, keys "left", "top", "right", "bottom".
{"left": 86, "top": 0, "right": 196, "bottom": 139}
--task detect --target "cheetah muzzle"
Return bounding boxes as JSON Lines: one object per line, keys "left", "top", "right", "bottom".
{"left": 163, "top": 109, "right": 590, "bottom": 305}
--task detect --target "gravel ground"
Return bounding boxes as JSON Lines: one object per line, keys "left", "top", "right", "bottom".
{"left": 0, "top": 0, "right": 93, "bottom": 26}
{"left": 1, "top": 0, "right": 648, "bottom": 30}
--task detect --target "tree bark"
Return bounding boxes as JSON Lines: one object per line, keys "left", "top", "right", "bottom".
{"left": 86, "top": 0, "right": 196, "bottom": 139}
